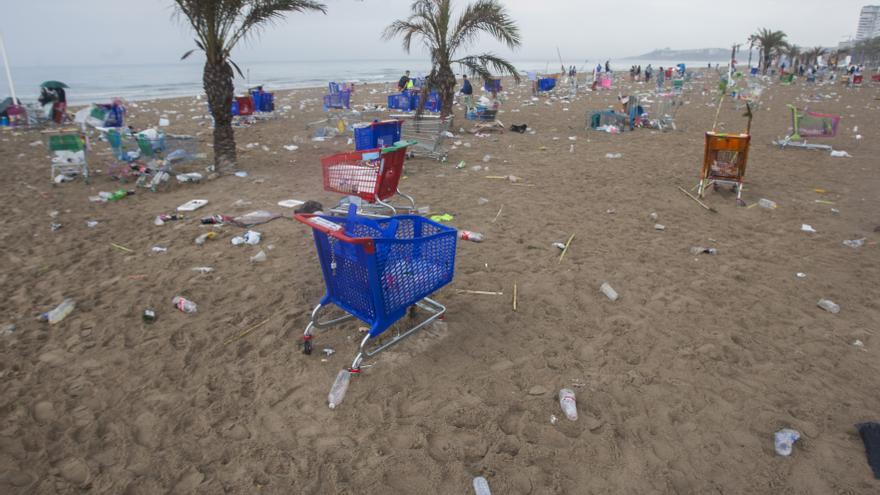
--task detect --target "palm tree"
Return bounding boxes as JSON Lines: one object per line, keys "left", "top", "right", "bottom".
{"left": 173, "top": 0, "right": 326, "bottom": 174}
{"left": 803, "top": 46, "right": 826, "bottom": 67}
{"left": 784, "top": 44, "right": 801, "bottom": 70}
{"left": 746, "top": 34, "right": 757, "bottom": 69}
{"left": 384, "top": 0, "right": 521, "bottom": 118}
{"left": 752, "top": 28, "right": 787, "bottom": 74}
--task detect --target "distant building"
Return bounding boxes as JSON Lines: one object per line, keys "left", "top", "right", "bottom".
{"left": 856, "top": 5, "right": 880, "bottom": 41}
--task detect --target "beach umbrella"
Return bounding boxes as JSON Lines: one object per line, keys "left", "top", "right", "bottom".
{"left": 40, "top": 80, "right": 69, "bottom": 89}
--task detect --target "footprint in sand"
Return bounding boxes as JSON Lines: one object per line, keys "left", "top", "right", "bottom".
{"left": 33, "top": 401, "right": 57, "bottom": 424}
{"left": 133, "top": 412, "right": 160, "bottom": 449}
{"left": 58, "top": 457, "right": 90, "bottom": 486}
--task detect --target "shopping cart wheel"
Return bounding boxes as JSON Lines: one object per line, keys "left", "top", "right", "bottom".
{"left": 302, "top": 338, "right": 312, "bottom": 355}
{"left": 736, "top": 198, "right": 746, "bottom": 207}
{"left": 407, "top": 305, "right": 417, "bottom": 320}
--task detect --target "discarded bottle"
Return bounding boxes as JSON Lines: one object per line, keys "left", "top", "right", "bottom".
{"left": 599, "top": 282, "right": 619, "bottom": 301}
{"left": 774, "top": 428, "right": 801, "bottom": 456}
{"left": 552, "top": 242, "right": 566, "bottom": 250}
{"left": 758, "top": 198, "right": 777, "bottom": 209}
{"left": 654, "top": 224, "right": 666, "bottom": 231}
{"left": 842, "top": 238, "right": 866, "bottom": 248}
{"left": 473, "top": 476, "right": 492, "bottom": 495}
{"left": 458, "top": 230, "right": 484, "bottom": 242}
{"left": 817, "top": 299, "right": 840, "bottom": 314}
{"left": 328, "top": 369, "right": 351, "bottom": 410}
{"left": 172, "top": 296, "right": 197, "bottom": 314}
{"left": 192, "top": 266, "right": 215, "bottom": 274}
{"left": 194, "top": 232, "right": 217, "bottom": 246}
{"left": 41, "top": 299, "right": 75, "bottom": 324}
{"left": 456, "top": 160, "right": 466, "bottom": 169}
{"left": 200, "top": 214, "right": 231, "bottom": 225}
{"left": 108, "top": 189, "right": 133, "bottom": 202}
{"left": 142, "top": 309, "right": 156, "bottom": 323}
{"left": 559, "top": 388, "right": 578, "bottom": 421}
{"left": 690, "top": 246, "right": 718, "bottom": 255}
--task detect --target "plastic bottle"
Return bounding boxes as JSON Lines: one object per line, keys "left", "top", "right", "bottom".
{"left": 108, "top": 189, "right": 132, "bottom": 201}
{"left": 328, "top": 369, "right": 351, "bottom": 409}
{"left": 41, "top": 299, "right": 75, "bottom": 324}
{"left": 758, "top": 198, "right": 777, "bottom": 209}
{"left": 473, "top": 476, "right": 492, "bottom": 495}
{"left": 172, "top": 296, "right": 197, "bottom": 314}
{"left": 817, "top": 299, "right": 840, "bottom": 314}
{"left": 195, "top": 232, "right": 217, "bottom": 246}
{"left": 690, "top": 246, "right": 718, "bottom": 255}
{"left": 200, "top": 214, "right": 230, "bottom": 225}
{"left": 458, "top": 230, "right": 484, "bottom": 242}
{"left": 774, "top": 428, "right": 800, "bottom": 456}
{"left": 559, "top": 388, "right": 578, "bottom": 421}
{"left": 599, "top": 282, "right": 619, "bottom": 301}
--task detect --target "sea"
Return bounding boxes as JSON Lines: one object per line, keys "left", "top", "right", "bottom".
{"left": 1, "top": 58, "right": 728, "bottom": 106}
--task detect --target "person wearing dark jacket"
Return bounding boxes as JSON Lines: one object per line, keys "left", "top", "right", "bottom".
{"left": 397, "top": 70, "right": 411, "bottom": 92}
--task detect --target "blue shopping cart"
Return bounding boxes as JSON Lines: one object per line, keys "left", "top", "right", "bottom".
{"left": 296, "top": 206, "right": 457, "bottom": 371}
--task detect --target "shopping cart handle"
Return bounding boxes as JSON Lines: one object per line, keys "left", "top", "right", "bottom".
{"left": 294, "top": 213, "right": 376, "bottom": 253}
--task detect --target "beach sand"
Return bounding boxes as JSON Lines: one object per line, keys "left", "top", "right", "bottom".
{"left": 1, "top": 72, "right": 879, "bottom": 494}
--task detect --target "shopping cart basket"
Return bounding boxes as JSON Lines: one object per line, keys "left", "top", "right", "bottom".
{"left": 322, "top": 141, "right": 418, "bottom": 217}
{"left": 390, "top": 114, "right": 452, "bottom": 161}
{"left": 295, "top": 207, "right": 457, "bottom": 371}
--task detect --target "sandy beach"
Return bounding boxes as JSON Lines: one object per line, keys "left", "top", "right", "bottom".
{"left": 1, "top": 71, "right": 879, "bottom": 494}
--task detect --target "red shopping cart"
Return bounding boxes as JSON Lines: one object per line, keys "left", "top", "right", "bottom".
{"left": 321, "top": 140, "right": 417, "bottom": 216}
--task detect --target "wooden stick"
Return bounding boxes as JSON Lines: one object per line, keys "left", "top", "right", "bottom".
{"left": 677, "top": 186, "right": 717, "bottom": 213}
{"left": 456, "top": 289, "right": 503, "bottom": 296}
{"left": 492, "top": 205, "right": 504, "bottom": 223}
{"left": 111, "top": 243, "right": 133, "bottom": 253}
{"left": 513, "top": 282, "right": 518, "bottom": 312}
{"left": 558, "top": 233, "right": 575, "bottom": 264}
{"left": 223, "top": 311, "right": 281, "bottom": 345}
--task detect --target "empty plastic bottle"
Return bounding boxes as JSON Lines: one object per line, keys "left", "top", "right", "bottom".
{"left": 559, "top": 388, "right": 578, "bottom": 421}
{"left": 774, "top": 428, "right": 801, "bottom": 456}
{"left": 458, "top": 230, "right": 484, "bottom": 242}
{"left": 758, "top": 198, "right": 777, "bottom": 209}
{"left": 41, "top": 299, "right": 75, "bottom": 324}
{"left": 328, "top": 369, "right": 351, "bottom": 410}
{"left": 473, "top": 476, "right": 492, "bottom": 495}
{"left": 817, "top": 299, "right": 840, "bottom": 314}
{"left": 599, "top": 282, "right": 619, "bottom": 301}
{"left": 172, "top": 296, "right": 197, "bottom": 314}
{"left": 690, "top": 246, "right": 718, "bottom": 255}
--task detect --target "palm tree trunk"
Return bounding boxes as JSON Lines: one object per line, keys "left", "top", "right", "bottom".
{"left": 436, "top": 65, "right": 456, "bottom": 119}
{"left": 204, "top": 60, "right": 236, "bottom": 174}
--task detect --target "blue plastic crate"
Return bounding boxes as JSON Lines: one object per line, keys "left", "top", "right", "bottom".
{"left": 484, "top": 78, "right": 502, "bottom": 92}
{"left": 538, "top": 78, "right": 557, "bottom": 92}
{"left": 299, "top": 211, "right": 457, "bottom": 338}
{"left": 408, "top": 91, "right": 441, "bottom": 112}
{"left": 387, "top": 92, "right": 413, "bottom": 111}
{"left": 261, "top": 92, "right": 274, "bottom": 112}
{"left": 353, "top": 120, "right": 403, "bottom": 150}
{"left": 323, "top": 90, "right": 351, "bottom": 110}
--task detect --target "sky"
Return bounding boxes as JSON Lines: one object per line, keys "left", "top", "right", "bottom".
{"left": 0, "top": 0, "right": 871, "bottom": 67}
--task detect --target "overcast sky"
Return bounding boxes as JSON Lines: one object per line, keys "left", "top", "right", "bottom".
{"left": 0, "top": 0, "right": 869, "bottom": 67}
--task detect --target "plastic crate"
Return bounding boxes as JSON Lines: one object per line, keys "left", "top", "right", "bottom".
{"left": 387, "top": 92, "right": 413, "bottom": 111}
{"left": 321, "top": 144, "right": 410, "bottom": 202}
{"left": 409, "top": 91, "right": 441, "bottom": 112}
{"left": 538, "top": 78, "right": 556, "bottom": 92}
{"left": 236, "top": 96, "right": 254, "bottom": 116}
{"left": 324, "top": 90, "right": 352, "bottom": 110}
{"left": 484, "top": 78, "right": 502, "bottom": 92}
{"left": 261, "top": 92, "right": 274, "bottom": 112}
{"left": 250, "top": 90, "right": 263, "bottom": 111}
{"left": 353, "top": 120, "right": 403, "bottom": 151}
{"left": 295, "top": 212, "right": 457, "bottom": 336}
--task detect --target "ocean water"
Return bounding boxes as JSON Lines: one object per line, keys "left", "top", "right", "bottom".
{"left": 1, "top": 58, "right": 727, "bottom": 106}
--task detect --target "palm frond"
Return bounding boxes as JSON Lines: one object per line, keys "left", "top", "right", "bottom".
{"left": 449, "top": 0, "right": 520, "bottom": 53}
{"left": 226, "top": 0, "right": 327, "bottom": 55}
{"left": 454, "top": 53, "right": 520, "bottom": 83}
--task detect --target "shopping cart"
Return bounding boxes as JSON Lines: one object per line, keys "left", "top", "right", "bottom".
{"left": 47, "top": 132, "right": 89, "bottom": 184}
{"left": 322, "top": 141, "right": 418, "bottom": 217}
{"left": 646, "top": 92, "right": 680, "bottom": 131}
{"left": 390, "top": 114, "right": 452, "bottom": 161}
{"left": 698, "top": 132, "right": 751, "bottom": 206}
{"left": 324, "top": 89, "right": 352, "bottom": 110}
{"left": 772, "top": 104, "right": 839, "bottom": 151}
{"left": 295, "top": 207, "right": 457, "bottom": 371}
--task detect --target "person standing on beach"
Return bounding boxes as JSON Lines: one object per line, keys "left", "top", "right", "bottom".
{"left": 605, "top": 60, "right": 611, "bottom": 73}
{"left": 459, "top": 74, "right": 473, "bottom": 110}
{"left": 398, "top": 70, "right": 411, "bottom": 92}
{"left": 645, "top": 64, "right": 652, "bottom": 83}
{"left": 656, "top": 66, "right": 665, "bottom": 91}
